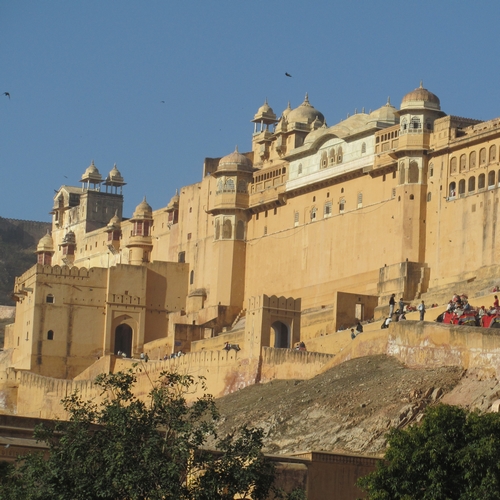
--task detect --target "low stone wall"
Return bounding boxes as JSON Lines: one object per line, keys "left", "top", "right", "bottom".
{"left": 260, "top": 347, "right": 334, "bottom": 383}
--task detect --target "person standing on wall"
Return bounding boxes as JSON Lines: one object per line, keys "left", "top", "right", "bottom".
{"left": 389, "top": 294, "right": 396, "bottom": 316}
{"left": 418, "top": 300, "right": 426, "bottom": 321}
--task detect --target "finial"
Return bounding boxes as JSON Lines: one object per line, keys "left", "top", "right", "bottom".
{"left": 91, "top": 159, "right": 95, "bottom": 166}
{"left": 304, "top": 92, "right": 309, "bottom": 103}
{"left": 387, "top": 96, "right": 391, "bottom": 105}
{"left": 419, "top": 80, "right": 423, "bottom": 88}
{"left": 143, "top": 196, "right": 147, "bottom": 202}
{"left": 355, "top": 108, "right": 357, "bottom": 114}
{"left": 235, "top": 145, "right": 239, "bottom": 153}
{"left": 362, "top": 107, "right": 365, "bottom": 113}
{"left": 287, "top": 101, "right": 291, "bottom": 109}
{"left": 264, "top": 97, "right": 268, "bottom": 105}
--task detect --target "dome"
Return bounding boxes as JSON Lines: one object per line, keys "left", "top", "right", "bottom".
{"left": 133, "top": 197, "right": 153, "bottom": 219}
{"left": 106, "top": 211, "right": 121, "bottom": 230}
{"left": 287, "top": 94, "right": 325, "bottom": 125}
{"left": 80, "top": 160, "right": 102, "bottom": 182}
{"left": 252, "top": 99, "right": 277, "bottom": 124}
{"left": 167, "top": 190, "right": 180, "bottom": 211}
{"left": 36, "top": 231, "right": 54, "bottom": 253}
{"left": 400, "top": 82, "right": 441, "bottom": 111}
{"left": 62, "top": 231, "right": 76, "bottom": 244}
{"left": 282, "top": 102, "right": 292, "bottom": 119}
{"left": 105, "top": 163, "right": 125, "bottom": 184}
{"left": 303, "top": 123, "right": 329, "bottom": 146}
{"left": 368, "top": 98, "right": 399, "bottom": 124}
{"left": 217, "top": 147, "right": 254, "bottom": 173}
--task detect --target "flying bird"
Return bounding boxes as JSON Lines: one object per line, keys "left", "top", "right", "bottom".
{"left": 3, "top": 92, "right": 10, "bottom": 99}
{"left": 160, "top": 101, "right": 165, "bottom": 103}
{"left": 285, "top": 73, "right": 292, "bottom": 78}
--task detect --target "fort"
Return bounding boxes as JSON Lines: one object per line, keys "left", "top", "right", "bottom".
{"left": 2, "top": 82, "right": 500, "bottom": 423}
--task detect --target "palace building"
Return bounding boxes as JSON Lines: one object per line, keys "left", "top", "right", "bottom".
{"left": 3, "top": 83, "right": 500, "bottom": 408}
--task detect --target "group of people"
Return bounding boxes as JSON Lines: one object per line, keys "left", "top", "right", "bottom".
{"left": 388, "top": 294, "right": 426, "bottom": 322}
{"left": 350, "top": 321, "right": 364, "bottom": 339}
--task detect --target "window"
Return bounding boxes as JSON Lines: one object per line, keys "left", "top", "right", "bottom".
{"left": 329, "top": 149, "right": 335, "bottom": 165}
{"left": 490, "top": 145, "right": 497, "bottom": 163}
{"left": 222, "top": 219, "right": 232, "bottom": 239}
{"left": 46, "top": 294, "right": 54, "bottom": 304}
{"left": 47, "top": 330, "right": 54, "bottom": 340}
{"left": 310, "top": 207, "right": 317, "bottom": 221}
{"left": 321, "top": 151, "right": 327, "bottom": 169}
{"left": 399, "top": 162, "right": 405, "bottom": 184}
{"left": 411, "top": 117, "right": 421, "bottom": 130}
{"left": 470, "top": 151, "right": 477, "bottom": 169}
{"left": 449, "top": 182, "right": 456, "bottom": 197}
{"left": 409, "top": 194, "right": 414, "bottom": 200}
{"left": 339, "top": 198, "right": 345, "bottom": 213}
{"left": 460, "top": 154, "right": 466, "bottom": 172}
{"left": 401, "top": 118, "right": 407, "bottom": 131}
{"left": 479, "top": 173, "right": 486, "bottom": 190}
{"left": 337, "top": 147, "right": 343, "bottom": 163}
{"left": 324, "top": 201, "right": 332, "bottom": 217}
{"left": 178, "top": 251, "right": 185, "bottom": 263}
{"left": 237, "top": 179, "right": 247, "bottom": 193}
{"left": 225, "top": 178, "right": 235, "bottom": 192}
{"left": 427, "top": 192, "right": 432, "bottom": 202}
{"left": 357, "top": 192, "right": 363, "bottom": 208}
{"left": 187, "top": 233, "right": 192, "bottom": 240}
{"left": 408, "top": 161, "right": 419, "bottom": 184}
{"left": 294, "top": 211, "right": 299, "bottom": 226}
{"left": 459, "top": 179, "right": 466, "bottom": 196}
{"left": 480, "top": 148, "right": 486, "bottom": 166}
{"left": 488, "top": 170, "right": 496, "bottom": 188}
{"left": 429, "top": 163, "right": 434, "bottom": 177}
{"left": 468, "top": 176, "right": 475, "bottom": 192}
{"left": 190, "top": 270, "right": 194, "bottom": 285}
{"left": 450, "top": 157, "right": 458, "bottom": 174}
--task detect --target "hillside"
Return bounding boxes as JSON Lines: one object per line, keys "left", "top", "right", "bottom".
{"left": 214, "top": 354, "right": 497, "bottom": 457}
{"left": 0, "top": 218, "right": 51, "bottom": 305}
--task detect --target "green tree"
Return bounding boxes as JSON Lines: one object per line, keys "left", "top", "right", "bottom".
{"left": 358, "top": 404, "right": 500, "bottom": 499}
{"left": 0, "top": 370, "right": 287, "bottom": 500}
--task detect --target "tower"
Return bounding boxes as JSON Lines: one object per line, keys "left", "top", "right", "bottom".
{"left": 126, "top": 198, "right": 153, "bottom": 265}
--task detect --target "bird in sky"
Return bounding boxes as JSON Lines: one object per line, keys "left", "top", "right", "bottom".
{"left": 285, "top": 73, "right": 292, "bottom": 78}
{"left": 3, "top": 92, "right": 10, "bottom": 99}
{"left": 160, "top": 100, "right": 165, "bottom": 103}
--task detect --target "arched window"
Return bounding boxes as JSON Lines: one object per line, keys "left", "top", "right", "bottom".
{"left": 222, "top": 219, "right": 232, "bottom": 239}
{"left": 216, "top": 179, "right": 223, "bottom": 193}
{"left": 237, "top": 179, "right": 247, "bottom": 193}
{"left": 361, "top": 142, "right": 366, "bottom": 154}
{"left": 425, "top": 119, "right": 432, "bottom": 131}
{"left": 329, "top": 148, "right": 335, "bottom": 165}
{"left": 488, "top": 170, "right": 496, "bottom": 188}
{"left": 225, "top": 178, "right": 235, "bottom": 192}
{"left": 339, "top": 198, "right": 345, "bottom": 213}
{"left": 178, "top": 251, "right": 185, "bottom": 263}
{"left": 468, "top": 176, "right": 475, "bottom": 192}
{"left": 450, "top": 157, "right": 458, "bottom": 174}
{"left": 449, "top": 182, "right": 456, "bottom": 198}
{"left": 469, "top": 151, "right": 477, "bottom": 169}
{"left": 236, "top": 220, "right": 245, "bottom": 240}
{"left": 490, "top": 145, "right": 497, "bottom": 163}
{"left": 320, "top": 151, "right": 328, "bottom": 169}
{"left": 427, "top": 192, "right": 432, "bottom": 202}
{"left": 337, "top": 146, "right": 343, "bottom": 164}
{"left": 190, "top": 270, "right": 194, "bottom": 285}
{"left": 479, "top": 173, "right": 486, "bottom": 189}
{"left": 46, "top": 294, "right": 54, "bottom": 304}
{"left": 310, "top": 207, "right": 317, "bottom": 221}
{"left": 47, "top": 330, "right": 54, "bottom": 340}
{"left": 460, "top": 154, "right": 466, "bottom": 172}
{"left": 411, "top": 117, "right": 421, "bottom": 130}
{"left": 459, "top": 179, "right": 466, "bottom": 195}
{"left": 214, "top": 219, "right": 220, "bottom": 240}
{"left": 399, "top": 162, "right": 405, "bottom": 184}
{"left": 409, "top": 194, "right": 414, "bottom": 200}
{"left": 480, "top": 148, "right": 487, "bottom": 166}
{"left": 408, "top": 161, "right": 419, "bottom": 183}
{"left": 429, "top": 163, "right": 434, "bottom": 177}
{"left": 357, "top": 192, "right": 363, "bottom": 208}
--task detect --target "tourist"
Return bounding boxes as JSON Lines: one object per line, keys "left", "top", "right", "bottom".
{"left": 389, "top": 294, "right": 396, "bottom": 316}
{"left": 398, "top": 298, "right": 404, "bottom": 314}
{"left": 418, "top": 300, "right": 426, "bottom": 321}
{"left": 356, "top": 322, "right": 363, "bottom": 335}
{"left": 350, "top": 329, "right": 356, "bottom": 340}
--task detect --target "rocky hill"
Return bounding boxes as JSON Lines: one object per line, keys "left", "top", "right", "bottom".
{"left": 0, "top": 217, "right": 51, "bottom": 305}
{"left": 214, "top": 354, "right": 498, "bottom": 457}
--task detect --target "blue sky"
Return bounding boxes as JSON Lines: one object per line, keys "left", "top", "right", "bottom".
{"left": 1, "top": 1, "right": 500, "bottom": 221}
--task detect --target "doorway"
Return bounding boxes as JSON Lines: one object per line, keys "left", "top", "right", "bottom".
{"left": 115, "top": 324, "right": 132, "bottom": 357}
{"left": 271, "top": 321, "right": 289, "bottom": 348}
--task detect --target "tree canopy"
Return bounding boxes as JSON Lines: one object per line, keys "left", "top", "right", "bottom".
{"left": 358, "top": 404, "right": 500, "bottom": 500}
{"left": 0, "top": 369, "right": 302, "bottom": 500}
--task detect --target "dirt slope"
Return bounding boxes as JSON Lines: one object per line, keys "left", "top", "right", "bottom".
{"left": 214, "top": 355, "right": 466, "bottom": 456}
